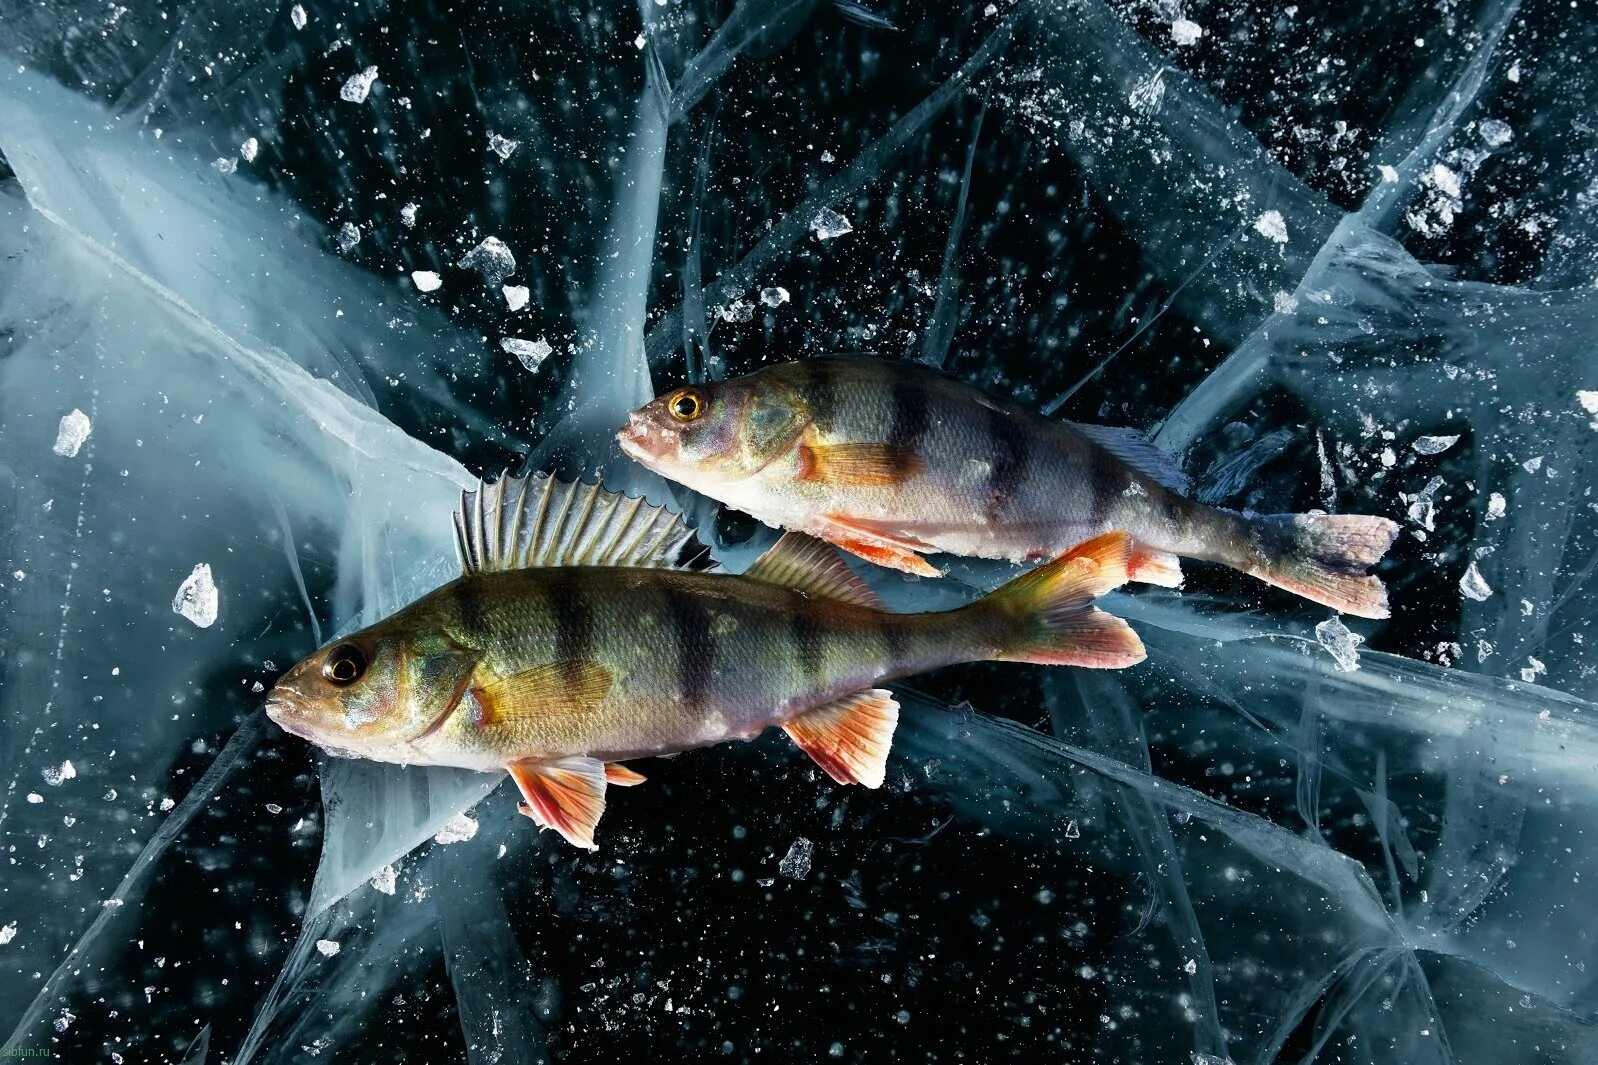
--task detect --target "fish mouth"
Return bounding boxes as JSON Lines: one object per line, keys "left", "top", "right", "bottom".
{"left": 264, "top": 688, "right": 321, "bottom": 742}
{"left": 615, "top": 412, "right": 666, "bottom": 464}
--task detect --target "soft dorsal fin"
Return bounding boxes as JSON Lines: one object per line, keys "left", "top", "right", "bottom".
{"left": 1067, "top": 424, "right": 1191, "bottom": 495}
{"left": 743, "top": 532, "right": 885, "bottom": 608}
{"left": 454, "top": 472, "right": 711, "bottom": 575}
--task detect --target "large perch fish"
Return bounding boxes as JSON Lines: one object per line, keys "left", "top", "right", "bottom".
{"left": 265, "top": 473, "right": 1144, "bottom": 849}
{"left": 618, "top": 356, "right": 1399, "bottom": 618}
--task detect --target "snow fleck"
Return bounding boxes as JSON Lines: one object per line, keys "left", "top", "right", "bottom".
{"left": 779, "top": 837, "right": 813, "bottom": 880}
{"left": 1254, "top": 210, "right": 1288, "bottom": 244}
{"left": 399, "top": 203, "right": 418, "bottom": 228}
{"left": 315, "top": 939, "right": 341, "bottom": 957}
{"left": 340, "top": 66, "right": 379, "bottom": 104}
{"left": 434, "top": 812, "right": 480, "bottom": 845}
{"left": 1411, "top": 434, "right": 1460, "bottom": 456}
{"left": 1507, "top": 61, "right": 1521, "bottom": 82}
{"left": 487, "top": 133, "right": 520, "bottom": 160}
{"left": 370, "top": 864, "right": 398, "bottom": 895}
{"left": 289, "top": 3, "right": 307, "bottom": 29}
{"left": 811, "top": 208, "right": 853, "bottom": 240}
{"left": 0, "top": 922, "right": 15, "bottom": 945}
{"left": 1128, "top": 68, "right": 1166, "bottom": 115}
{"left": 411, "top": 270, "right": 442, "bottom": 293}
{"left": 213, "top": 156, "right": 238, "bottom": 175}
{"left": 1578, "top": 390, "right": 1598, "bottom": 428}
{"left": 760, "top": 286, "right": 790, "bottom": 308}
{"left": 503, "top": 284, "right": 530, "bottom": 311}
{"left": 240, "top": 137, "right": 259, "bottom": 163}
{"left": 459, "top": 236, "right": 517, "bottom": 285}
{"left": 336, "top": 222, "right": 361, "bottom": 253}
{"left": 502, "top": 337, "right": 553, "bottom": 373}
{"left": 1460, "top": 562, "right": 1494, "bottom": 602}
{"left": 1170, "top": 19, "right": 1202, "bottom": 45}
{"left": 1478, "top": 118, "right": 1513, "bottom": 148}
{"left": 1315, "top": 617, "right": 1364, "bottom": 672}
{"left": 43, "top": 760, "right": 76, "bottom": 786}
{"left": 173, "top": 563, "right": 219, "bottom": 628}
{"left": 1486, "top": 492, "right": 1507, "bottom": 520}
{"left": 1272, "top": 290, "right": 1299, "bottom": 315}
{"left": 52, "top": 409, "right": 92, "bottom": 457}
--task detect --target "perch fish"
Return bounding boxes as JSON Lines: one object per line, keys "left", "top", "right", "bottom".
{"left": 265, "top": 473, "right": 1145, "bottom": 849}
{"left": 618, "top": 356, "right": 1399, "bottom": 618}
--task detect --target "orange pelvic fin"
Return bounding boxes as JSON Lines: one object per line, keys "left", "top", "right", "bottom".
{"left": 818, "top": 514, "right": 942, "bottom": 578}
{"left": 798, "top": 441, "right": 924, "bottom": 487}
{"left": 604, "top": 763, "right": 647, "bottom": 787}
{"left": 1127, "top": 543, "right": 1184, "bottom": 588}
{"left": 508, "top": 756, "right": 608, "bottom": 850}
{"left": 782, "top": 688, "right": 900, "bottom": 788}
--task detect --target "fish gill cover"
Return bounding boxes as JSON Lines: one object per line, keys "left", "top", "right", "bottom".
{"left": 0, "top": 0, "right": 1595, "bottom": 1062}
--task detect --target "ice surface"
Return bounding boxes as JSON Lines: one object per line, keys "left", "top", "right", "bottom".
{"left": 3, "top": 2, "right": 1596, "bottom": 1063}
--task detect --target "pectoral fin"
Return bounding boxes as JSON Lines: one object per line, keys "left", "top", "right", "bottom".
{"left": 798, "top": 442, "right": 924, "bottom": 487}
{"left": 508, "top": 756, "right": 608, "bottom": 850}
{"left": 816, "top": 514, "right": 942, "bottom": 578}
{"left": 470, "top": 661, "right": 613, "bottom": 729}
{"left": 782, "top": 688, "right": 900, "bottom": 788}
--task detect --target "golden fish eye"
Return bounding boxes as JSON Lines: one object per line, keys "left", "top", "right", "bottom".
{"left": 667, "top": 388, "right": 705, "bottom": 422}
{"left": 322, "top": 643, "right": 368, "bottom": 687}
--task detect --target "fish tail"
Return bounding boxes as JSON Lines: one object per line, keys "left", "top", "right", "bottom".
{"left": 974, "top": 531, "right": 1146, "bottom": 668}
{"left": 1242, "top": 512, "right": 1399, "bottom": 619}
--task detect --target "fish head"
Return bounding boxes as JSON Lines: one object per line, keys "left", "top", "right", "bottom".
{"left": 617, "top": 376, "right": 810, "bottom": 487}
{"left": 266, "top": 625, "right": 475, "bottom": 761}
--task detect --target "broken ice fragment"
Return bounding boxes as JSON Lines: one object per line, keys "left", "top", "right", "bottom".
{"left": 1520, "top": 657, "right": 1546, "bottom": 684}
{"left": 399, "top": 203, "right": 418, "bottom": 228}
{"left": 1063, "top": 819, "right": 1081, "bottom": 839}
{"left": 1486, "top": 492, "right": 1507, "bottom": 520}
{"left": 43, "top": 760, "right": 76, "bottom": 786}
{"left": 778, "top": 837, "right": 813, "bottom": 880}
{"left": 1410, "top": 434, "right": 1460, "bottom": 455}
{"left": 503, "top": 284, "right": 530, "bottom": 311}
{"left": 1378, "top": 164, "right": 1400, "bottom": 183}
{"left": 434, "top": 812, "right": 479, "bottom": 844}
{"left": 810, "top": 208, "right": 853, "bottom": 240}
{"left": 459, "top": 236, "right": 516, "bottom": 284}
{"left": 1577, "top": 390, "right": 1598, "bottom": 429}
{"left": 1522, "top": 455, "right": 1543, "bottom": 473}
{"left": 501, "top": 337, "right": 553, "bottom": 373}
{"left": 1429, "top": 163, "right": 1462, "bottom": 199}
{"left": 487, "top": 133, "right": 520, "bottom": 160}
{"left": 173, "top": 563, "right": 219, "bottom": 628}
{"left": 1460, "top": 562, "right": 1494, "bottom": 602}
{"left": 339, "top": 66, "right": 379, "bottom": 104}
{"left": 315, "top": 939, "right": 341, "bottom": 957}
{"left": 1478, "top": 118, "right": 1513, "bottom": 148}
{"left": 1170, "top": 18, "right": 1202, "bottom": 45}
{"left": 1128, "top": 68, "right": 1166, "bottom": 114}
{"left": 759, "top": 286, "right": 790, "bottom": 308}
{"left": 370, "top": 864, "right": 397, "bottom": 895}
{"left": 1314, "top": 617, "right": 1364, "bottom": 672}
{"left": 1254, "top": 209, "right": 1288, "bottom": 244}
{"left": 0, "top": 922, "right": 15, "bottom": 945}
{"left": 52, "top": 409, "right": 91, "bottom": 457}
{"left": 335, "top": 222, "right": 360, "bottom": 254}
{"left": 290, "top": 3, "right": 307, "bottom": 29}
{"left": 410, "top": 270, "right": 442, "bottom": 293}
{"left": 240, "top": 137, "right": 259, "bottom": 163}
{"left": 213, "top": 157, "right": 237, "bottom": 175}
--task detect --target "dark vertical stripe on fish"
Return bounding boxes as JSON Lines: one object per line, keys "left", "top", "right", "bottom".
{"left": 665, "top": 586, "right": 715, "bottom": 712}
{"left": 788, "top": 602, "right": 826, "bottom": 696}
{"left": 453, "top": 580, "right": 489, "bottom": 642}
{"left": 887, "top": 371, "right": 932, "bottom": 475}
{"left": 804, "top": 359, "right": 840, "bottom": 432}
{"left": 984, "top": 404, "right": 1029, "bottom": 522}
{"left": 544, "top": 568, "right": 593, "bottom": 688}
{"left": 878, "top": 612, "right": 911, "bottom": 667}
{"left": 1088, "top": 442, "right": 1127, "bottom": 528}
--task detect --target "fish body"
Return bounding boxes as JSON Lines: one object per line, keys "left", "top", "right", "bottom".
{"left": 266, "top": 473, "right": 1144, "bottom": 848}
{"left": 619, "top": 356, "right": 1398, "bottom": 618}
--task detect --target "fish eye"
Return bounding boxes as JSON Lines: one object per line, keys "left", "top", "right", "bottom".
{"left": 667, "top": 388, "right": 705, "bottom": 423}
{"left": 322, "top": 643, "right": 368, "bottom": 687}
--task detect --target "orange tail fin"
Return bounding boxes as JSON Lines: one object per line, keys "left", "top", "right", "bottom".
{"left": 977, "top": 532, "right": 1146, "bottom": 668}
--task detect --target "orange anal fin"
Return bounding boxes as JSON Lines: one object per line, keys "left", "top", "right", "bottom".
{"left": 1127, "top": 544, "right": 1184, "bottom": 588}
{"left": 604, "top": 763, "right": 647, "bottom": 787}
{"left": 782, "top": 688, "right": 899, "bottom": 788}
{"left": 507, "top": 757, "right": 608, "bottom": 850}
{"left": 818, "top": 514, "right": 942, "bottom": 578}
{"left": 798, "top": 442, "right": 924, "bottom": 486}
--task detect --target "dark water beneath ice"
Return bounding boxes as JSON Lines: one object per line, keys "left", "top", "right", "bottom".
{"left": 1, "top": 1, "right": 1595, "bottom": 1062}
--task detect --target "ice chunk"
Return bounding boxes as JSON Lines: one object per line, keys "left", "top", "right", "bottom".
{"left": 399, "top": 203, "right": 418, "bottom": 228}
{"left": 487, "top": 133, "right": 520, "bottom": 160}
{"left": 240, "top": 137, "right": 259, "bottom": 163}
{"left": 459, "top": 236, "right": 516, "bottom": 284}
{"left": 213, "top": 157, "right": 237, "bottom": 175}
{"left": 1578, "top": 390, "right": 1598, "bottom": 429}
{"left": 290, "top": 3, "right": 307, "bottom": 29}
{"left": 1128, "top": 68, "right": 1166, "bottom": 114}
{"left": 434, "top": 812, "right": 480, "bottom": 845}
{"left": 314, "top": 939, "right": 341, "bottom": 957}
{"left": 52, "top": 408, "right": 91, "bottom": 457}
{"left": 335, "top": 222, "right": 360, "bottom": 254}
{"left": 1254, "top": 210, "right": 1288, "bottom": 244}
{"left": 503, "top": 284, "right": 530, "bottom": 311}
{"left": 810, "top": 208, "right": 853, "bottom": 240}
{"left": 759, "top": 286, "right": 790, "bottom": 307}
{"left": 1170, "top": 19, "right": 1202, "bottom": 45}
{"left": 1411, "top": 434, "right": 1460, "bottom": 455}
{"left": 501, "top": 337, "right": 553, "bottom": 373}
{"left": 1460, "top": 562, "right": 1494, "bottom": 602}
{"left": 411, "top": 270, "right": 442, "bottom": 293}
{"left": 778, "top": 837, "right": 813, "bottom": 880}
{"left": 1486, "top": 492, "right": 1507, "bottom": 520}
{"left": 42, "top": 760, "right": 76, "bottom": 786}
{"left": 173, "top": 563, "right": 219, "bottom": 628}
{"left": 340, "top": 66, "right": 379, "bottom": 105}
{"left": 370, "top": 864, "right": 397, "bottom": 895}
{"left": 1315, "top": 617, "right": 1364, "bottom": 672}
{"left": 0, "top": 922, "right": 16, "bottom": 945}
{"left": 1478, "top": 118, "right": 1512, "bottom": 147}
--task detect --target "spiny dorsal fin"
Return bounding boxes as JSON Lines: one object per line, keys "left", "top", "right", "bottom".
{"left": 1068, "top": 423, "right": 1191, "bottom": 495}
{"left": 454, "top": 472, "right": 711, "bottom": 575}
{"left": 743, "top": 532, "right": 885, "bottom": 608}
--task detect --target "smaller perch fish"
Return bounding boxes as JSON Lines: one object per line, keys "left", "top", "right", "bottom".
{"left": 265, "top": 472, "right": 1144, "bottom": 849}
{"left": 618, "top": 356, "right": 1399, "bottom": 618}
